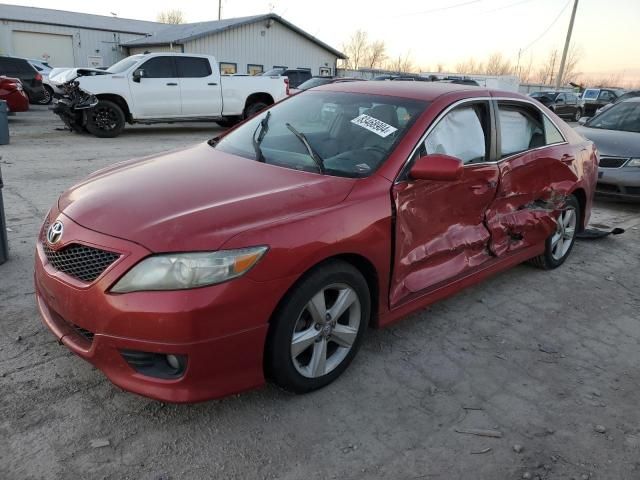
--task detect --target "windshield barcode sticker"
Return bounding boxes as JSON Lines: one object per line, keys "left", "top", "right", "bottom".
{"left": 350, "top": 114, "right": 398, "bottom": 138}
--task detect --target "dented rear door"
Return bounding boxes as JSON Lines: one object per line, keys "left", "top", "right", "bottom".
{"left": 390, "top": 100, "right": 499, "bottom": 307}
{"left": 485, "top": 100, "right": 579, "bottom": 256}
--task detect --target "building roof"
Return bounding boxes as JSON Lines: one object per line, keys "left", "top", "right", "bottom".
{"left": 122, "top": 13, "right": 346, "bottom": 59}
{"left": 0, "top": 4, "right": 162, "bottom": 34}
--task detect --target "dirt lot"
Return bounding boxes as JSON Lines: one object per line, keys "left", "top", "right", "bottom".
{"left": 1, "top": 106, "right": 639, "bottom": 480}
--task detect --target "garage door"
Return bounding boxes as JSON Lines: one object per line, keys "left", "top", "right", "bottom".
{"left": 12, "top": 31, "right": 75, "bottom": 67}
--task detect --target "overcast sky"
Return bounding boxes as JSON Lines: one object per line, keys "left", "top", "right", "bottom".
{"left": 4, "top": 0, "right": 640, "bottom": 81}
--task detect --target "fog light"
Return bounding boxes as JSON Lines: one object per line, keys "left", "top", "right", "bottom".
{"left": 166, "top": 354, "right": 180, "bottom": 370}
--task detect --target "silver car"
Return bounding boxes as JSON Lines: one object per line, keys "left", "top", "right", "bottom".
{"left": 575, "top": 98, "right": 640, "bottom": 201}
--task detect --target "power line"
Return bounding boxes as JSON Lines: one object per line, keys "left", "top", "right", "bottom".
{"left": 481, "top": 0, "right": 535, "bottom": 14}
{"left": 392, "top": 0, "right": 484, "bottom": 18}
{"left": 520, "top": 0, "right": 571, "bottom": 53}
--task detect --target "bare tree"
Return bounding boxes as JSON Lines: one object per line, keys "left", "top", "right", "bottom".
{"left": 535, "top": 49, "right": 558, "bottom": 85}
{"left": 386, "top": 52, "right": 414, "bottom": 73}
{"left": 485, "top": 52, "right": 513, "bottom": 76}
{"left": 455, "top": 58, "right": 484, "bottom": 75}
{"left": 367, "top": 40, "right": 387, "bottom": 69}
{"left": 157, "top": 9, "right": 185, "bottom": 24}
{"left": 341, "top": 30, "right": 369, "bottom": 70}
{"left": 558, "top": 44, "right": 581, "bottom": 85}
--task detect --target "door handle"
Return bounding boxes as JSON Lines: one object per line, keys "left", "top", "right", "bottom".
{"left": 166, "top": 82, "right": 178, "bottom": 86}
{"left": 208, "top": 82, "right": 218, "bottom": 86}
{"left": 561, "top": 154, "right": 574, "bottom": 163}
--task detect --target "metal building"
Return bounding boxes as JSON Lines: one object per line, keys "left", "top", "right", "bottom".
{"left": 0, "top": 5, "right": 345, "bottom": 75}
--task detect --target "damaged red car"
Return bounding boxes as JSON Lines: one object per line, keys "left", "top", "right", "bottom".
{"left": 35, "top": 82, "right": 598, "bottom": 403}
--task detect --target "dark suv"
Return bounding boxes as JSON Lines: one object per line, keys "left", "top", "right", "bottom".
{"left": 0, "top": 56, "right": 46, "bottom": 103}
{"left": 262, "top": 67, "right": 312, "bottom": 88}
{"left": 530, "top": 91, "right": 583, "bottom": 121}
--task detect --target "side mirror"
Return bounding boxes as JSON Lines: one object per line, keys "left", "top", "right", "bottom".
{"left": 409, "top": 154, "right": 464, "bottom": 181}
{"left": 132, "top": 68, "right": 145, "bottom": 83}
{"left": 578, "top": 116, "right": 589, "bottom": 125}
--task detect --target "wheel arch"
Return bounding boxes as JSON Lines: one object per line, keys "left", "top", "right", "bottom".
{"left": 244, "top": 92, "right": 274, "bottom": 116}
{"left": 95, "top": 93, "right": 132, "bottom": 122}
{"left": 267, "top": 253, "right": 381, "bottom": 330}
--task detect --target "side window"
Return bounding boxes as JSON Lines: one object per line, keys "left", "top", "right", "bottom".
{"left": 599, "top": 90, "right": 613, "bottom": 102}
{"left": 140, "top": 57, "right": 175, "bottom": 78}
{"left": 498, "top": 103, "right": 546, "bottom": 157}
{"left": 424, "top": 103, "right": 489, "bottom": 164}
{"left": 543, "top": 116, "right": 565, "bottom": 144}
{"left": 557, "top": 93, "right": 566, "bottom": 103}
{"left": 568, "top": 93, "right": 578, "bottom": 105}
{"left": 175, "top": 57, "right": 211, "bottom": 78}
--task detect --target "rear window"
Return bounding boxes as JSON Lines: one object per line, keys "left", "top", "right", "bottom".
{"left": 176, "top": 57, "right": 212, "bottom": 78}
{"left": 582, "top": 89, "right": 600, "bottom": 100}
{"left": 0, "top": 57, "right": 34, "bottom": 76}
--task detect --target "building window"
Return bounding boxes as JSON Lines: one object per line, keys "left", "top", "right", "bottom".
{"left": 273, "top": 65, "right": 287, "bottom": 70}
{"left": 319, "top": 67, "right": 332, "bottom": 76}
{"left": 247, "top": 64, "right": 264, "bottom": 76}
{"left": 219, "top": 62, "right": 237, "bottom": 75}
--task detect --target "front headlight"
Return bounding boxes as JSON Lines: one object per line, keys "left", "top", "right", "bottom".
{"left": 626, "top": 158, "right": 640, "bottom": 167}
{"left": 111, "top": 246, "right": 268, "bottom": 293}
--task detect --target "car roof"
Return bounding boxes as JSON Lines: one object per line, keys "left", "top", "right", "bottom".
{"left": 620, "top": 97, "right": 640, "bottom": 103}
{"left": 316, "top": 80, "right": 498, "bottom": 101}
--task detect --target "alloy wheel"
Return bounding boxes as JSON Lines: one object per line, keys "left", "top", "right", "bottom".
{"left": 290, "top": 283, "right": 361, "bottom": 378}
{"left": 38, "top": 88, "right": 51, "bottom": 105}
{"left": 551, "top": 207, "right": 577, "bottom": 260}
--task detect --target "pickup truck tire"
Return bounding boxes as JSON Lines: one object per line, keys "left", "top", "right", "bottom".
{"left": 244, "top": 101, "right": 269, "bottom": 119}
{"left": 86, "top": 100, "right": 126, "bottom": 138}
{"left": 216, "top": 117, "right": 241, "bottom": 128}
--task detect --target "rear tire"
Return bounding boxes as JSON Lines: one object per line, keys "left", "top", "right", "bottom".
{"left": 244, "top": 101, "right": 269, "bottom": 119}
{"left": 216, "top": 117, "right": 241, "bottom": 128}
{"left": 37, "top": 85, "right": 53, "bottom": 105}
{"left": 265, "top": 260, "right": 370, "bottom": 394}
{"left": 529, "top": 194, "right": 580, "bottom": 270}
{"left": 85, "top": 100, "right": 125, "bottom": 138}
{"left": 574, "top": 108, "right": 582, "bottom": 122}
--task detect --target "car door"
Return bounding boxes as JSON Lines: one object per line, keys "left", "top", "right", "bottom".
{"left": 130, "top": 56, "right": 181, "bottom": 118}
{"left": 484, "top": 99, "right": 577, "bottom": 257}
{"left": 390, "top": 100, "right": 499, "bottom": 307}
{"left": 566, "top": 93, "right": 578, "bottom": 117}
{"left": 176, "top": 56, "right": 222, "bottom": 117}
{"left": 555, "top": 93, "right": 568, "bottom": 116}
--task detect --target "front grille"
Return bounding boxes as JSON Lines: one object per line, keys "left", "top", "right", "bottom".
{"left": 596, "top": 183, "right": 620, "bottom": 193}
{"left": 599, "top": 156, "right": 628, "bottom": 168}
{"left": 43, "top": 243, "right": 120, "bottom": 283}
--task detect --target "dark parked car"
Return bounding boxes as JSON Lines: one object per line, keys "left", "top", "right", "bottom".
{"left": 581, "top": 88, "right": 623, "bottom": 117}
{"left": 575, "top": 98, "right": 640, "bottom": 201}
{"left": 289, "top": 76, "right": 362, "bottom": 94}
{"left": 0, "top": 56, "right": 46, "bottom": 104}
{"left": 35, "top": 82, "right": 597, "bottom": 403}
{"left": 530, "top": 91, "right": 583, "bottom": 121}
{"left": 262, "top": 67, "right": 312, "bottom": 88}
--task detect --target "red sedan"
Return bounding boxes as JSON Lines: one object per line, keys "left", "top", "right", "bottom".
{"left": 0, "top": 76, "right": 29, "bottom": 112}
{"left": 35, "top": 82, "right": 598, "bottom": 403}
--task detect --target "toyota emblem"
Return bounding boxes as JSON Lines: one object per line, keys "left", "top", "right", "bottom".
{"left": 47, "top": 221, "right": 64, "bottom": 244}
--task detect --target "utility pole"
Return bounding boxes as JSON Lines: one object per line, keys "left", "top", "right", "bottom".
{"left": 218, "top": 0, "right": 222, "bottom": 20}
{"left": 555, "top": 0, "right": 579, "bottom": 88}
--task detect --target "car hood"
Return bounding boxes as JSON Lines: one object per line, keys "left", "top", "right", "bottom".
{"left": 59, "top": 143, "right": 356, "bottom": 252}
{"left": 574, "top": 126, "right": 640, "bottom": 158}
{"left": 49, "top": 67, "right": 110, "bottom": 86}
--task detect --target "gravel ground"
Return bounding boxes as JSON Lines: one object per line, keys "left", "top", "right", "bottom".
{"left": 1, "top": 106, "right": 639, "bottom": 480}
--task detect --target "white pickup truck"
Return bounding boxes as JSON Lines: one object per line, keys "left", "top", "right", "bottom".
{"left": 49, "top": 53, "right": 288, "bottom": 137}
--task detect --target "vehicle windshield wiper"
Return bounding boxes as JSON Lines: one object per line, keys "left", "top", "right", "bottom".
{"left": 285, "top": 123, "right": 325, "bottom": 174}
{"left": 252, "top": 111, "right": 271, "bottom": 163}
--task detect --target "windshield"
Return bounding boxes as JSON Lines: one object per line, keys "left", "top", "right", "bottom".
{"left": 531, "top": 92, "right": 557, "bottom": 101}
{"left": 213, "top": 91, "right": 427, "bottom": 178}
{"left": 297, "top": 77, "right": 332, "bottom": 90}
{"left": 587, "top": 101, "right": 640, "bottom": 133}
{"left": 263, "top": 68, "right": 285, "bottom": 76}
{"left": 107, "top": 56, "right": 142, "bottom": 74}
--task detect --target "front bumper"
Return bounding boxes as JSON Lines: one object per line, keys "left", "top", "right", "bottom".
{"left": 596, "top": 167, "right": 640, "bottom": 201}
{"left": 34, "top": 212, "right": 292, "bottom": 403}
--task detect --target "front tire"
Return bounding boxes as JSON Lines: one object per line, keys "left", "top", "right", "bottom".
{"left": 529, "top": 194, "right": 580, "bottom": 270}
{"left": 85, "top": 100, "right": 125, "bottom": 138}
{"left": 265, "top": 261, "right": 370, "bottom": 394}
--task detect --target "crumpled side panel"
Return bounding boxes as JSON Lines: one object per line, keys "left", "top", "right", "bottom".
{"left": 486, "top": 148, "right": 578, "bottom": 256}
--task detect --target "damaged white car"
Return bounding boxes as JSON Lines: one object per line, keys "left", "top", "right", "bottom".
{"left": 49, "top": 53, "right": 289, "bottom": 137}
